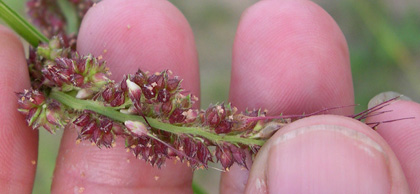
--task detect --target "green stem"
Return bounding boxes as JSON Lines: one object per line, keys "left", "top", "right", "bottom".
{"left": 0, "top": 0, "right": 48, "bottom": 47}
{"left": 50, "top": 90, "right": 266, "bottom": 146}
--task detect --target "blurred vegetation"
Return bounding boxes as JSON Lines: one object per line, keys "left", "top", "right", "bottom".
{"left": 1, "top": 0, "right": 419, "bottom": 193}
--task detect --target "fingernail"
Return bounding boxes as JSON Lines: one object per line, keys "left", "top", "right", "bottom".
{"left": 266, "top": 125, "right": 391, "bottom": 193}
{"left": 368, "top": 91, "right": 412, "bottom": 109}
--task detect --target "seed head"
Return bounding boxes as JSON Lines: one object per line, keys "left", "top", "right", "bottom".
{"left": 17, "top": 89, "right": 66, "bottom": 133}
{"left": 216, "top": 145, "right": 234, "bottom": 170}
{"left": 215, "top": 120, "right": 232, "bottom": 134}
{"left": 126, "top": 79, "right": 142, "bottom": 103}
{"left": 229, "top": 144, "right": 247, "bottom": 169}
{"left": 166, "top": 78, "right": 180, "bottom": 92}
{"left": 169, "top": 108, "right": 186, "bottom": 124}
{"left": 125, "top": 120, "right": 148, "bottom": 137}
{"left": 110, "top": 91, "right": 125, "bottom": 107}
{"left": 73, "top": 113, "right": 91, "bottom": 127}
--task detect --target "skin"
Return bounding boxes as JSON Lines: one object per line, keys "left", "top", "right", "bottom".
{"left": 0, "top": 0, "right": 419, "bottom": 193}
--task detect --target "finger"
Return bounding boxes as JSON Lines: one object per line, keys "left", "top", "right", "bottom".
{"left": 0, "top": 25, "right": 38, "bottom": 193}
{"left": 51, "top": 0, "right": 199, "bottom": 193}
{"left": 229, "top": 0, "right": 353, "bottom": 115}
{"left": 222, "top": 0, "right": 354, "bottom": 193}
{"left": 366, "top": 93, "right": 420, "bottom": 193}
{"left": 246, "top": 115, "right": 409, "bottom": 193}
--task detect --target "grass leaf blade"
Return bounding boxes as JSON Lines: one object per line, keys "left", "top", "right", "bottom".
{"left": 0, "top": 0, "right": 48, "bottom": 46}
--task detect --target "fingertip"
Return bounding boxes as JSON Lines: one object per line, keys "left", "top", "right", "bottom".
{"left": 246, "top": 115, "right": 409, "bottom": 193}
{"left": 366, "top": 100, "right": 420, "bottom": 193}
{"left": 230, "top": 0, "right": 353, "bottom": 115}
{"left": 225, "top": 1, "right": 353, "bottom": 192}
{"left": 225, "top": 0, "right": 353, "bottom": 191}
{"left": 0, "top": 25, "right": 38, "bottom": 193}
{"left": 0, "top": 26, "right": 27, "bottom": 78}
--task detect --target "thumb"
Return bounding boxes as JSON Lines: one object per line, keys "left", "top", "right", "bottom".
{"left": 245, "top": 115, "right": 409, "bottom": 193}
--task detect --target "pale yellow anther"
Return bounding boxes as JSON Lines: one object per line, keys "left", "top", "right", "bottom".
{"left": 216, "top": 105, "right": 224, "bottom": 114}
{"left": 232, "top": 107, "right": 238, "bottom": 113}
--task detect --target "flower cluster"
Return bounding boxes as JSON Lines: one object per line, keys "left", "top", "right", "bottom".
{"left": 73, "top": 111, "right": 124, "bottom": 148}
{"left": 17, "top": 89, "right": 67, "bottom": 133}
{"left": 27, "top": 36, "right": 73, "bottom": 88}
{"left": 26, "top": 0, "right": 98, "bottom": 87}
{"left": 21, "top": 44, "right": 271, "bottom": 170}
{"left": 122, "top": 70, "right": 195, "bottom": 123}
{"left": 26, "top": 0, "right": 66, "bottom": 38}
{"left": 82, "top": 69, "right": 258, "bottom": 169}
{"left": 27, "top": 0, "right": 97, "bottom": 39}
{"left": 216, "top": 143, "right": 248, "bottom": 170}
{"left": 27, "top": 36, "right": 110, "bottom": 97}
{"left": 43, "top": 54, "right": 109, "bottom": 95}
{"left": 20, "top": 30, "right": 266, "bottom": 169}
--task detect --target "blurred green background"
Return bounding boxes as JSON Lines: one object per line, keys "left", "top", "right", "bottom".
{"left": 2, "top": 0, "right": 420, "bottom": 193}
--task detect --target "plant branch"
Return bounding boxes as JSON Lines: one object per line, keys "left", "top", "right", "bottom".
{"left": 50, "top": 90, "right": 266, "bottom": 146}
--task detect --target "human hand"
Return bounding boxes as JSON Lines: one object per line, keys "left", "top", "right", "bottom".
{"left": 0, "top": 0, "right": 419, "bottom": 193}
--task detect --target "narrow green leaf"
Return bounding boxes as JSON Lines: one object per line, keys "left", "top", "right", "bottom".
{"left": 192, "top": 181, "right": 208, "bottom": 194}
{"left": 0, "top": 0, "right": 48, "bottom": 46}
{"left": 57, "top": 0, "right": 79, "bottom": 34}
